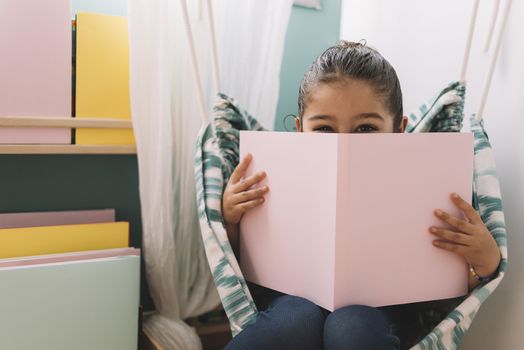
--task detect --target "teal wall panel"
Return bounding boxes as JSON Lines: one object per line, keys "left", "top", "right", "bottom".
{"left": 275, "top": 0, "right": 342, "bottom": 131}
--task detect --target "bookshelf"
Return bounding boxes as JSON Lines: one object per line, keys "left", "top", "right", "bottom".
{"left": 0, "top": 116, "right": 136, "bottom": 154}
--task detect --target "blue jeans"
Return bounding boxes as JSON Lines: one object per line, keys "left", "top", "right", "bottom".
{"left": 224, "top": 295, "right": 400, "bottom": 350}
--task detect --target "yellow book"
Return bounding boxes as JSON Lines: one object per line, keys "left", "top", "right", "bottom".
{"left": 75, "top": 12, "right": 135, "bottom": 145}
{"left": 0, "top": 222, "right": 129, "bottom": 259}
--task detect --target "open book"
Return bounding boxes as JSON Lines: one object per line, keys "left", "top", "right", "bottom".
{"left": 240, "top": 131, "right": 472, "bottom": 311}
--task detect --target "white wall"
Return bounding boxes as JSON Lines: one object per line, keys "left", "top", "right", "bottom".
{"left": 341, "top": 1, "right": 523, "bottom": 348}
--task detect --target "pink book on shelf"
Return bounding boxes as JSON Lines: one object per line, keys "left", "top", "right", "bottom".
{"left": 0, "top": 0, "right": 71, "bottom": 144}
{"left": 239, "top": 131, "right": 473, "bottom": 311}
{"left": 0, "top": 209, "right": 115, "bottom": 229}
{"left": 0, "top": 248, "right": 140, "bottom": 268}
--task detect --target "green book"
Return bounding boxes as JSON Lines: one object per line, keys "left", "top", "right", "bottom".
{"left": 0, "top": 255, "right": 140, "bottom": 350}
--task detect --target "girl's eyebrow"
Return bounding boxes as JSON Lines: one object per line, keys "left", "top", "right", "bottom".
{"left": 306, "top": 112, "right": 385, "bottom": 121}
{"left": 306, "top": 114, "right": 333, "bottom": 121}
{"left": 353, "top": 112, "right": 385, "bottom": 121}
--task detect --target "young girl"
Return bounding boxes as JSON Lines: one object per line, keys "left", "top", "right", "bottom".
{"left": 221, "top": 41, "right": 501, "bottom": 350}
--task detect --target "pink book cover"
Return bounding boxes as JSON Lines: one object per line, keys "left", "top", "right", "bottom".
{"left": 0, "top": 0, "right": 71, "bottom": 144}
{"left": 239, "top": 131, "right": 473, "bottom": 311}
{"left": 0, "top": 248, "right": 140, "bottom": 268}
{"left": 0, "top": 209, "right": 115, "bottom": 229}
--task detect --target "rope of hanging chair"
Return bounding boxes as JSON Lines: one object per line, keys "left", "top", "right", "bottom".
{"left": 484, "top": 0, "right": 501, "bottom": 52}
{"left": 460, "top": 0, "right": 512, "bottom": 121}
{"left": 179, "top": 0, "right": 222, "bottom": 125}
{"left": 477, "top": 0, "right": 513, "bottom": 120}
{"left": 180, "top": 0, "right": 208, "bottom": 124}
{"left": 206, "top": 0, "right": 222, "bottom": 94}
{"left": 460, "top": 0, "right": 479, "bottom": 83}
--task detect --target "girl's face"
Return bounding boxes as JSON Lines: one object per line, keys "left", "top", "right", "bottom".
{"left": 298, "top": 80, "right": 408, "bottom": 134}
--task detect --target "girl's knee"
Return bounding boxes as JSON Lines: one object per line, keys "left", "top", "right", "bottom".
{"left": 324, "top": 305, "right": 399, "bottom": 350}
{"left": 327, "top": 305, "right": 389, "bottom": 330}
{"left": 271, "top": 295, "right": 326, "bottom": 328}
{"left": 271, "top": 296, "right": 325, "bottom": 344}
{"left": 226, "top": 296, "right": 326, "bottom": 350}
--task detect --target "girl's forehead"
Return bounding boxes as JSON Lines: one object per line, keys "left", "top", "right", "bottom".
{"left": 305, "top": 81, "right": 389, "bottom": 117}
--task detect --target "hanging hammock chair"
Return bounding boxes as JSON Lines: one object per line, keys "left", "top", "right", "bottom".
{"left": 188, "top": 0, "right": 509, "bottom": 347}
{"left": 194, "top": 80, "right": 507, "bottom": 349}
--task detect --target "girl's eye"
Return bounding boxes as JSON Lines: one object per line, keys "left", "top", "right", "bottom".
{"left": 313, "top": 125, "right": 334, "bottom": 133}
{"left": 355, "top": 124, "right": 378, "bottom": 133}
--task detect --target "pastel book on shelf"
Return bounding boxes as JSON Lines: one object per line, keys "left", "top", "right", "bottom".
{"left": 75, "top": 12, "right": 135, "bottom": 145}
{"left": 0, "top": 208, "right": 115, "bottom": 229}
{"left": 0, "top": 221, "right": 130, "bottom": 259}
{"left": 0, "top": 0, "right": 72, "bottom": 144}
{"left": 0, "top": 248, "right": 141, "bottom": 350}
{"left": 239, "top": 131, "right": 473, "bottom": 311}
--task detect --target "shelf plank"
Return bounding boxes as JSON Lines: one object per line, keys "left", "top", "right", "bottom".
{"left": 0, "top": 116, "right": 133, "bottom": 129}
{"left": 0, "top": 145, "right": 136, "bottom": 155}
{"left": 141, "top": 328, "right": 165, "bottom": 350}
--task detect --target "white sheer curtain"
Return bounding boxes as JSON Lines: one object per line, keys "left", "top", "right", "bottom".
{"left": 212, "top": 0, "right": 293, "bottom": 126}
{"left": 128, "top": 1, "right": 293, "bottom": 349}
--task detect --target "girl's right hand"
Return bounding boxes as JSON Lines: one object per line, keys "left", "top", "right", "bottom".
{"left": 222, "top": 153, "right": 269, "bottom": 226}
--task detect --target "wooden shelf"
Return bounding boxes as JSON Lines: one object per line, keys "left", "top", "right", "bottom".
{"left": 139, "top": 313, "right": 231, "bottom": 350}
{"left": 0, "top": 145, "right": 136, "bottom": 155}
{"left": 186, "top": 317, "right": 232, "bottom": 350}
{"left": 141, "top": 328, "right": 165, "bottom": 350}
{"left": 0, "top": 116, "right": 136, "bottom": 154}
{"left": 0, "top": 116, "right": 132, "bottom": 129}
{"left": 194, "top": 321, "right": 231, "bottom": 336}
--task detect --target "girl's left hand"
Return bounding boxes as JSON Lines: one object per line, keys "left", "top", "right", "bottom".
{"left": 429, "top": 192, "right": 501, "bottom": 279}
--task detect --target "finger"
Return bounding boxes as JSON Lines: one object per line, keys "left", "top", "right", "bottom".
{"left": 432, "top": 240, "right": 467, "bottom": 255}
{"left": 429, "top": 226, "right": 471, "bottom": 246}
{"left": 229, "top": 154, "right": 253, "bottom": 184}
{"left": 450, "top": 193, "right": 483, "bottom": 225}
{"left": 235, "top": 171, "right": 267, "bottom": 193}
{"left": 232, "top": 186, "right": 269, "bottom": 204}
{"left": 239, "top": 197, "right": 265, "bottom": 212}
{"left": 434, "top": 209, "right": 477, "bottom": 235}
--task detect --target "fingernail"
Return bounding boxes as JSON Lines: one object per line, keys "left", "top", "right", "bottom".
{"left": 451, "top": 193, "right": 459, "bottom": 199}
{"left": 435, "top": 209, "right": 443, "bottom": 216}
{"left": 430, "top": 227, "right": 437, "bottom": 233}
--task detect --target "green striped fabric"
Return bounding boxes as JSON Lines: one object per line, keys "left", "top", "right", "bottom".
{"left": 194, "top": 81, "right": 507, "bottom": 349}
